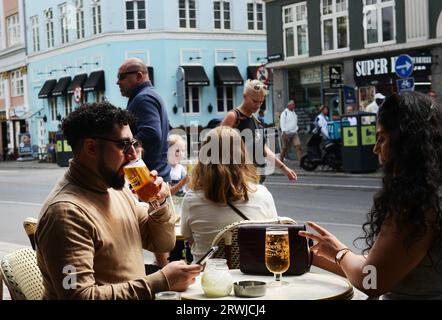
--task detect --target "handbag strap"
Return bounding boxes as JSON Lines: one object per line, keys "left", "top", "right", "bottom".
{"left": 227, "top": 202, "right": 249, "bottom": 221}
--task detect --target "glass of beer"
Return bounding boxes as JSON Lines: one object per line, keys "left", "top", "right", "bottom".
{"left": 123, "top": 158, "right": 161, "bottom": 202}
{"left": 265, "top": 226, "right": 290, "bottom": 287}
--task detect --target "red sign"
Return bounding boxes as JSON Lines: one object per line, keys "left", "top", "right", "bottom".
{"left": 74, "top": 86, "right": 82, "bottom": 104}
{"left": 256, "top": 65, "right": 271, "bottom": 84}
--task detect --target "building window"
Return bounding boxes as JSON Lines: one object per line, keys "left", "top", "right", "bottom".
{"left": 321, "top": 0, "right": 349, "bottom": 52}
{"left": 214, "top": 1, "right": 231, "bottom": 30}
{"left": 217, "top": 86, "right": 234, "bottom": 112}
{"left": 364, "top": 0, "right": 395, "bottom": 46}
{"left": 405, "top": 0, "right": 429, "bottom": 41}
{"left": 10, "top": 70, "right": 24, "bottom": 97}
{"left": 45, "top": 9, "right": 54, "bottom": 49}
{"left": 126, "top": 1, "right": 146, "bottom": 30}
{"left": 31, "top": 16, "right": 40, "bottom": 52}
{"left": 184, "top": 86, "right": 200, "bottom": 113}
{"left": 76, "top": 0, "right": 85, "bottom": 39}
{"left": 247, "top": 0, "right": 264, "bottom": 31}
{"left": 92, "top": 0, "right": 102, "bottom": 35}
{"left": 64, "top": 97, "right": 72, "bottom": 116}
{"left": 50, "top": 99, "right": 57, "bottom": 122}
{"left": 179, "top": 0, "right": 197, "bottom": 29}
{"left": 283, "top": 2, "right": 308, "bottom": 58}
{"left": 59, "top": 3, "right": 69, "bottom": 44}
{"left": 6, "top": 14, "right": 20, "bottom": 47}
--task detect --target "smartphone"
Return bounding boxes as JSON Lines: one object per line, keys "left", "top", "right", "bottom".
{"left": 195, "top": 246, "right": 219, "bottom": 266}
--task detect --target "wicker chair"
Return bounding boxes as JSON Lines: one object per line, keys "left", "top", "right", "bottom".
{"left": 0, "top": 248, "right": 44, "bottom": 300}
{"left": 23, "top": 217, "right": 38, "bottom": 250}
{"left": 210, "top": 217, "right": 297, "bottom": 269}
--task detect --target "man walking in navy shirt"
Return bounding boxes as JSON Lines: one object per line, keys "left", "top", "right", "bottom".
{"left": 117, "top": 58, "right": 171, "bottom": 182}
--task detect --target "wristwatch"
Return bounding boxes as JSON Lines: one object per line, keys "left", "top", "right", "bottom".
{"left": 335, "top": 248, "right": 351, "bottom": 265}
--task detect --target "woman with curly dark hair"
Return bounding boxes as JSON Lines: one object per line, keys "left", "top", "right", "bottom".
{"left": 299, "top": 92, "right": 442, "bottom": 299}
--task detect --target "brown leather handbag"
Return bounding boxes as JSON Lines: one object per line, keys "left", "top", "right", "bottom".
{"left": 237, "top": 223, "right": 312, "bottom": 276}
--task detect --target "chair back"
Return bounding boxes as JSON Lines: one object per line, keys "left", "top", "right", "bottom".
{"left": 0, "top": 248, "right": 44, "bottom": 300}
{"left": 210, "top": 217, "right": 297, "bottom": 269}
{"left": 23, "top": 217, "right": 38, "bottom": 250}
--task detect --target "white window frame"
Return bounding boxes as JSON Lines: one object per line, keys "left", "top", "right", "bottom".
{"left": 282, "top": 2, "right": 309, "bottom": 59}
{"left": 31, "top": 16, "right": 40, "bottom": 52}
{"left": 6, "top": 14, "right": 20, "bottom": 47}
{"left": 64, "top": 96, "right": 72, "bottom": 116}
{"left": 321, "top": 0, "right": 349, "bottom": 53}
{"left": 125, "top": 0, "right": 147, "bottom": 30}
{"left": 216, "top": 86, "right": 235, "bottom": 113}
{"left": 10, "top": 70, "right": 24, "bottom": 97}
{"left": 247, "top": 0, "right": 265, "bottom": 31}
{"left": 59, "top": 3, "right": 69, "bottom": 44}
{"left": 49, "top": 98, "right": 57, "bottom": 122}
{"left": 184, "top": 86, "right": 201, "bottom": 114}
{"left": 92, "top": 0, "right": 102, "bottom": 35}
{"left": 76, "top": 0, "right": 85, "bottom": 39}
{"left": 213, "top": 0, "right": 231, "bottom": 30}
{"left": 363, "top": 0, "right": 396, "bottom": 48}
{"left": 179, "top": 0, "right": 197, "bottom": 29}
{"left": 45, "top": 9, "right": 54, "bottom": 49}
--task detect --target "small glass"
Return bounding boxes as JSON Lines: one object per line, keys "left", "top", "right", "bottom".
{"left": 265, "top": 226, "right": 290, "bottom": 287}
{"left": 155, "top": 291, "right": 181, "bottom": 300}
{"left": 201, "top": 259, "right": 233, "bottom": 298}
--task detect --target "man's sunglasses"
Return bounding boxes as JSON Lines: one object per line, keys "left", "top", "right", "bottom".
{"left": 117, "top": 71, "right": 139, "bottom": 81}
{"left": 93, "top": 137, "right": 140, "bottom": 154}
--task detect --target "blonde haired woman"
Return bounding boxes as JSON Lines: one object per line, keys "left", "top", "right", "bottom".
{"left": 180, "top": 126, "right": 278, "bottom": 263}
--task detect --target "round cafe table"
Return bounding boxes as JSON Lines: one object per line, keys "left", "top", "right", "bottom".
{"left": 182, "top": 270, "right": 354, "bottom": 300}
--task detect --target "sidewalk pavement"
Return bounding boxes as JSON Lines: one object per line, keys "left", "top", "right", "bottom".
{"left": 0, "top": 159, "right": 382, "bottom": 178}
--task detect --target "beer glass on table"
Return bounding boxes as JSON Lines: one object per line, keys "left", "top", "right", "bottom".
{"left": 123, "top": 158, "right": 161, "bottom": 203}
{"left": 265, "top": 226, "right": 290, "bottom": 287}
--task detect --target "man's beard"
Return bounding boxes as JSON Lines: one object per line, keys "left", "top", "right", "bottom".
{"left": 97, "top": 156, "right": 126, "bottom": 190}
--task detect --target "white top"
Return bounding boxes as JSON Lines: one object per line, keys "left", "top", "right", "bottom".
{"left": 170, "top": 163, "right": 187, "bottom": 193}
{"left": 315, "top": 113, "right": 329, "bottom": 139}
{"left": 365, "top": 101, "right": 379, "bottom": 114}
{"left": 280, "top": 108, "right": 299, "bottom": 134}
{"left": 180, "top": 184, "right": 278, "bottom": 262}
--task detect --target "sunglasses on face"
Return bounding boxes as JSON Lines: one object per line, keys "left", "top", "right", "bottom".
{"left": 117, "top": 71, "right": 139, "bottom": 81}
{"left": 93, "top": 137, "right": 140, "bottom": 154}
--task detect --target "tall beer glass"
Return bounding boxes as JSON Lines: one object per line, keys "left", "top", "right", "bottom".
{"left": 265, "top": 226, "right": 290, "bottom": 286}
{"left": 123, "top": 158, "right": 160, "bottom": 202}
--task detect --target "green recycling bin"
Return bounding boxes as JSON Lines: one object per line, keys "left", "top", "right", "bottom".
{"left": 340, "top": 112, "right": 379, "bottom": 173}
{"left": 55, "top": 131, "right": 73, "bottom": 167}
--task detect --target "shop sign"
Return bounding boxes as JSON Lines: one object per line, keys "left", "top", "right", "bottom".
{"left": 300, "top": 66, "right": 330, "bottom": 85}
{"left": 18, "top": 133, "right": 32, "bottom": 156}
{"left": 267, "top": 53, "right": 283, "bottom": 62}
{"left": 354, "top": 52, "right": 432, "bottom": 81}
{"left": 343, "top": 86, "right": 356, "bottom": 105}
{"left": 329, "top": 66, "right": 342, "bottom": 89}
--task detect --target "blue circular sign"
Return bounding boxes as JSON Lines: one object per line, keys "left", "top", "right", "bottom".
{"left": 395, "top": 54, "right": 414, "bottom": 78}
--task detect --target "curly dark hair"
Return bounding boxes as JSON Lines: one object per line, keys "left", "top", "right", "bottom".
{"left": 359, "top": 92, "right": 442, "bottom": 265}
{"left": 62, "top": 101, "right": 135, "bottom": 152}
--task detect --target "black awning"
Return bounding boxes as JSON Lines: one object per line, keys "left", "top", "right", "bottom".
{"left": 38, "top": 79, "right": 57, "bottom": 99}
{"left": 67, "top": 73, "right": 88, "bottom": 94}
{"left": 83, "top": 70, "right": 105, "bottom": 92}
{"left": 247, "top": 66, "right": 259, "bottom": 80}
{"left": 181, "top": 66, "right": 210, "bottom": 86}
{"left": 52, "top": 77, "right": 72, "bottom": 96}
{"left": 214, "top": 66, "right": 243, "bottom": 86}
{"left": 147, "top": 66, "right": 154, "bottom": 86}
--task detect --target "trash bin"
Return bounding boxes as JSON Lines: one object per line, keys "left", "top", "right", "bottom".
{"left": 340, "top": 112, "right": 379, "bottom": 173}
{"left": 55, "top": 131, "right": 73, "bottom": 167}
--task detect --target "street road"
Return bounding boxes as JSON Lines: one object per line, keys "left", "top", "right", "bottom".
{"left": 0, "top": 168, "right": 380, "bottom": 254}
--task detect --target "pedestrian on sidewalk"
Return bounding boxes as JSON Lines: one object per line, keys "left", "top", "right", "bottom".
{"left": 36, "top": 102, "right": 201, "bottom": 299}
{"left": 314, "top": 105, "right": 330, "bottom": 141}
{"left": 280, "top": 100, "right": 303, "bottom": 164}
{"left": 117, "top": 58, "right": 171, "bottom": 182}
{"left": 299, "top": 92, "right": 442, "bottom": 299}
{"left": 222, "top": 79, "right": 297, "bottom": 183}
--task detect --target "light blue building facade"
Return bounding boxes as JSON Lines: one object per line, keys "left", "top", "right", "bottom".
{"left": 24, "top": 0, "right": 270, "bottom": 148}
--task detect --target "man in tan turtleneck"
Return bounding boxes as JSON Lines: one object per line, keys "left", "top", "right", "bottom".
{"left": 36, "top": 101, "right": 202, "bottom": 299}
